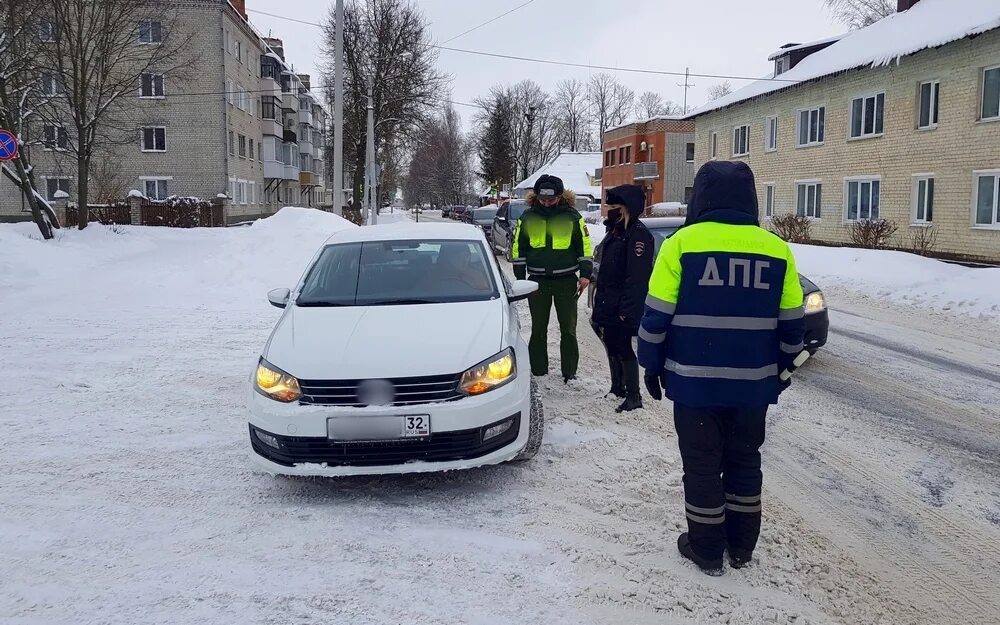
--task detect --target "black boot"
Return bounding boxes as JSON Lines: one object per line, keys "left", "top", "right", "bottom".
{"left": 606, "top": 356, "right": 626, "bottom": 399}
{"left": 678, "top": 533, "right": 724, "bottom": 576}
{"left": 615, "top": 359, "right": 643, "bottom": 412}
{"left": 728, "top": 547, "right": 753, "bottom": 569}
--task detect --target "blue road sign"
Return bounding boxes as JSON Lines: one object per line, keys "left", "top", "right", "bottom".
{"left": 0, "top": 129, "right": 18, "bottom": 162}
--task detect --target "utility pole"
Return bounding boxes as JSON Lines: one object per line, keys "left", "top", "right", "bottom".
{"left": 678, "top": 67, "right": 695, "bottom": 115}
{"left": 524, "top": 105, "right": 537, "bottom": 181}
{"left": 332, "top": 0, "right": 344, "bottom": 217}
{"left": 365, "top": 77, "right": 376, "bottom": 225}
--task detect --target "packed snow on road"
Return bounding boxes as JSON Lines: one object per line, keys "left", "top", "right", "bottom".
{"left": 2, "top": 208, "right": 998, "bottom": 624}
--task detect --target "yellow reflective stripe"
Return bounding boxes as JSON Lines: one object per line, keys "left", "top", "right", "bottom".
{"left": 675, "top": 221, "right": 791, "bottom": 259}
{"left": 780, "top": 246, "right": 805, "bottom": 310}
{"left": 648, "top": 229, "right": 681, "bottom": 307}
{"left": 511, "top": 220, "right": 522, "bottom": 259}
{"left": 579, "top": 218, "right": 593, "bottom": 257}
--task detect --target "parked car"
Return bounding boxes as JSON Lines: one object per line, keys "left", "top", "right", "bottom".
{"left": 587, "top": 217, "right": 829, "bottom": 353}
{"left": 441, "top": 205, "right": 453, "bottom": 218}
{"left": 451, "top": 205, "right": 472, "bottom": 221}
{"left": 490, "top": 199, "right": 530, "bottom": 260}
{"left": 470, "top": 207, "right": 498, "bottom": 237}
{"left": 249, "top": 223, "right": 545, "bottom": 476}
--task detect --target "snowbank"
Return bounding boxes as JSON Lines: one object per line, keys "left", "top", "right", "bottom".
{"left": 793, "top": 244, "right": 1000, "bottom": 319}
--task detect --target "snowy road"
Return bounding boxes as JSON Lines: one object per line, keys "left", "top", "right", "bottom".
{"left": 2, "top": 211, "right": 997, "bottom": 625}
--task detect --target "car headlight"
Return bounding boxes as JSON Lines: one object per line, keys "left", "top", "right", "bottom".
{"left": 254, "top": 358, "right": 302, "bottom": 402}
{"left": 804, "top": 291, "right": 827, "bottom": 314}
{"left": 460, "top": 348, "right": 516, "bottom": 396}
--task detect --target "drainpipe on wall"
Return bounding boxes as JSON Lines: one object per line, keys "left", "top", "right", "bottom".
{"left": 219, "top": 9, "right": 230, "bottom": 214}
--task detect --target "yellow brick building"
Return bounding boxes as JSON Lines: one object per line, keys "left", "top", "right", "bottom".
{"left": 688, "top": 0, "right": 1000, "bottom": 263}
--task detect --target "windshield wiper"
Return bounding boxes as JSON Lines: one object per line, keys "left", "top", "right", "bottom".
{"left": 296, "top": 300, "right": 353, "bottom": 307}
{"left": 367, "top": 298, "right": 440, "bottom": 306}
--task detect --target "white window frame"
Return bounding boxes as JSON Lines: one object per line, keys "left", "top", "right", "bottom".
{"left": 43, "top": 125, "right": 68, "bottom": 151}
{"left": 42, "top": 176, "right": 72, "bottom": 201}
{"left": 795, "top": 180, "right": 822, "bottom": 220}
{"left": 796, "top": 106, "right": 825, "bottom": 147}
{"left": 763, "top": 183, "right": 775, "bottom": 219}
{"left": 765, "top": 116, "right": 778, "bottom": 152}
{"left": 710, "top": 132, "right": 718, "bottom": 159}
{"left": 917, "top": 80, "right": 940, "bottom": 130}
{"left": 911, "top": 174, "right": 935, "bottom": 225}
{"left": 141, "top": 126, "right": 166, "bottom": 152}
{"left": 972, "top": 169, "right": 1000, "bottom": 229}
{"left": 229, "top": 177, "right": 237, "bottom": 202}
{"left": 844, "top": 176, "right": 882, "bottom": 222}
{"left": 40, "top": 73, "right": 64, "bottom": 96}
{"left": 849, "top": 91, "right": 886, "bottom": 140}
{"left": 139, "top": 176, "right": 172, "bottom": 200}
{"left": 138, "top": 20, "right": 162, "bottom": 45}
{"left": 140, "top": 72, "right": 165, "bottom": 99}
{"left": 238, "top": 179, "right": 248, "bottom": 205}
{"left": 732, "top": 124, "right": 750, "bottom": 157}
{"left": 982, "top": 65, "right": 1000, "bottom": 122}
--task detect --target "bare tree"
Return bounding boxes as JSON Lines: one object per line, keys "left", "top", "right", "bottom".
{"left": 588, "top": 73, "right": 615, "bottom": 139}
{"left": 825, "top": 0, "right": 895, "bottom": 29}
{"left": 323, "top": 0, "right": 448, "bottom": 213}
{"left": 638, "top": 91, "right": 683, "bottom": 118}
{"left": 553, "top": 79, "right": 589, "bottom": 151}
{"left": 0, "top": 0, "right": 60, "bottom": 238}
{"left": 34, "top": 0, "right": 192, "bottom": 229}
{"left": 706, "top": 81, "right": 735, "bottom": 102}
{"left": 404, "top": 105, "right": 473, "bottom": 208}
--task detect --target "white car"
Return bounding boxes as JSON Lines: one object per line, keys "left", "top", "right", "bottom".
{"left": 248, "top": 222, "right": 544, "bottom": 477}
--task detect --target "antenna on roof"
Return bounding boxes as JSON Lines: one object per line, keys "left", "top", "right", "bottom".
{"left": 677, "top": 67, "right": 696, "bottom": 114}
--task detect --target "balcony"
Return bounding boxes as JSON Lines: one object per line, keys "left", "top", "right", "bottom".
{"left": 282, "top": 91, "right": 298, "bottom": 113}
{"left": 299, "top": 171, "right": 315, "bottom": 186}
{"left": 299, "top": 109, "right": 313, "bottom": 126}
{"left": 264, "top": 160, "right": 284, "bottom": 179}
{"left": 633, "top": 161, "right": 659, "bottom": 181}
{"left": 298, "top": 136, "right": 314, "bottom": 154}
{"left": 261, "top": 118, "right": 282, "bottom": 138}
{"left": 283, "top": 164, "right": 300, "bottom": 181}
{"left": 282, "top": 129, "right": 297, "bottom": 144}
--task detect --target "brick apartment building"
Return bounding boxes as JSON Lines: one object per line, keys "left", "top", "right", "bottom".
{"left": 687, "top": 0, "right": 1000, "bottom": 262}
{"left": 601, "top": 117, "right": 696, "bottom": 209}
{"left": 0, "top": 0, "right": 329, "bottom": 225}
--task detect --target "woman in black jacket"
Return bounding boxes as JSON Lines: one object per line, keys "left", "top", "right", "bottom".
{"left": 591, "top": 185, "right": 655, "bottom": 412}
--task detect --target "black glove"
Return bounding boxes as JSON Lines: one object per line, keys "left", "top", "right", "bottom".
{"left": 644, "top": 372, "right": 663, "bottom": 401}
{"left": 778, "top": 377, "right": 792, "bottom": 395}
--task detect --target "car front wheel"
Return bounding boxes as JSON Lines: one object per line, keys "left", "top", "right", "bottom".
{"left": 513, "top": 378, "right": 544, "bottom": 461}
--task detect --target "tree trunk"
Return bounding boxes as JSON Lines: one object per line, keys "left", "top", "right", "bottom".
{"left": 77, "top": 151, "right": 90, "bottom": 229}
{"left": 2, "top": 160, "right": 57, "bottom": 239}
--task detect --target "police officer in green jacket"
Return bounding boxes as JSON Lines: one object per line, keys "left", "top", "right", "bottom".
{"left": 512, "top": 175, "right": 593, "bottom": 383}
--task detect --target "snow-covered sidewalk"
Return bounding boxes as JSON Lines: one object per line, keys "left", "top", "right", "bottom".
{"left": 0, "top": 209, "right": 985, "bottom": 624}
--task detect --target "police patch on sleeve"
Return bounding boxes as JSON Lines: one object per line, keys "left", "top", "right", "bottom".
{"left": 634, "top": 241, "right": 646, "bottom": 256}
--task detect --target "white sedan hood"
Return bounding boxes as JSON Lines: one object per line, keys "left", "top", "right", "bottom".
{"left": 264, "top": 300, "right": 505, "bottom": 380}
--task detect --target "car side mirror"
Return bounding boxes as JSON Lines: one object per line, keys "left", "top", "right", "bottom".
{"left": 267, "top": 288, "right": 291, "bottom": 309}
{"left": 508, "top": 280, "right": 538, "bottom": 303}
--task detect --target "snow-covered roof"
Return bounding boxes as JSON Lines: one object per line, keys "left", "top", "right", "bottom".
{"left": 688, "top": 0, "right": 1000, "bottom": 118}
{"left": 766, "top": 35, "right": 846, "bottom": 61}
{"left": 515, "top": 151, "right": 602, "bottom": 199}
{"left": 606, "top": 115, "right": 686, "bottom": 134}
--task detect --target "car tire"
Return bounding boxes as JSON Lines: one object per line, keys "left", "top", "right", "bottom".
{"left": 513, "top": 378, "right": 544, "bottom": 462}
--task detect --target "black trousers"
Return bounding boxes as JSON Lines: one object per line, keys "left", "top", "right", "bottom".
{"left": 673, "top": 403, "right": 768, "bottom": 560}
{"left": 591, "top": 322, "right": 636, "bottom": 362}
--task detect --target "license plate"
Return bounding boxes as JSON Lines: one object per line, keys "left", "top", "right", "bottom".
{"left": 327, "top": 415, "right": 430, "bottom": 441}
{"left": 401, "top": 415, "right": 430, "bottom": 438}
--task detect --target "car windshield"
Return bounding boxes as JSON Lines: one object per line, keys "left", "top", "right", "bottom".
{"left": 649, "top": 226, "right": 681, "bottom": 255}
{"left": 509, "top": 202, "right": 528, "bottom": 221}
{"left": 297, "top": 239, "right": 499, "bottom": 306}
{"left": 474, "top": 209, "right": 496, "bottom": 221}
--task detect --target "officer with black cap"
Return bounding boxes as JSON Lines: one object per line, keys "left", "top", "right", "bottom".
{"left": 512, "top": 175, "right": 593, "bottom": 383}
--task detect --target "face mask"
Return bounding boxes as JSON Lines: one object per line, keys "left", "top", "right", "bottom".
{"left": 607, "top": 208, "right": 622, "bottom": 223}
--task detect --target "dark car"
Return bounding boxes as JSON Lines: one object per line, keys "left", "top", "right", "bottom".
{"left": 588, "top": 217, "right": 829, "bottom": 353}
{"left": 441, "top": 205, "right": 453, "bottom": 218}
{"left": 451, "top": 205, "right": 472, "bottom": 221}
{"left": 491, "top": 200, "right": 529, "bottom": 260}
{"left": 470, "top": 207, "right": 498, "bottom": 236}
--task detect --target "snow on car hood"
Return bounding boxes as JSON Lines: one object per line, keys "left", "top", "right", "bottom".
{"left": 264, "top": 299, "right": 505, "bottom": 380}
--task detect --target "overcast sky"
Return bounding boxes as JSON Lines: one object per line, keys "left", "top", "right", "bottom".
{"left": 250, "top": 0, "right": 845, "bottom": 128}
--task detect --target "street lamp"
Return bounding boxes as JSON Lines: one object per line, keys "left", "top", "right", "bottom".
{"left": 364, "top": 51, "right": 413, "bottom": 226}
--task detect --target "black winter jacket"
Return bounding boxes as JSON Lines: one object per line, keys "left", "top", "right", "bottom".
{"left": 591, "top": 218, "right": 655, "bottom": 329}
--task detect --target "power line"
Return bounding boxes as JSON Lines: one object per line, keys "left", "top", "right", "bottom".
{"left": 245, "top": 8, "right": 795, "bottom": 84}
{"left": 440, "top": 0, "right": 537, "bottom": 45}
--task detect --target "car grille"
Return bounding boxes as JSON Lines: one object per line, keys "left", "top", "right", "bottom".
{"left": 250, "top": 414, "right": 520, "bottom": 467}
{"left": 298, "top": 374, "right": 464, "bottom": 407}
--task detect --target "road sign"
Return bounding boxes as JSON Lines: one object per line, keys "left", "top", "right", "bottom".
{"left": 0, "top": 129, "right": 18, "bottom": 162}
